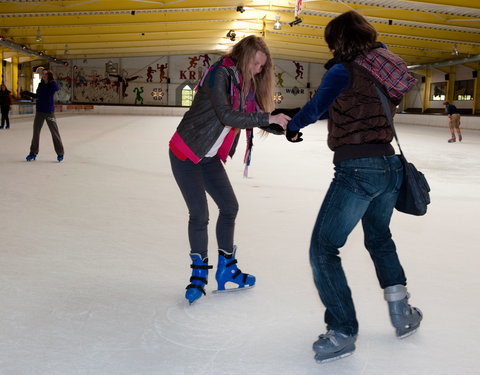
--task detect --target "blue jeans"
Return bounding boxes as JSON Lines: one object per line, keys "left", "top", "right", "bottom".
{"left": 169, "top": 150, "right": 238, "bottom": 259}
{"left": 310, "top": 155, "right": 406, "bottom": 336}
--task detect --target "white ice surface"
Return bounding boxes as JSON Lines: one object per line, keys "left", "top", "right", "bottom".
{"left": 0, "top": 114, "right": 479, "bottom": 375}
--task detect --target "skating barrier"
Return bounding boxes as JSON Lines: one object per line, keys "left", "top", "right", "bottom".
{"left": 9, "top": 103, "right": 479, "bottom": 130}
{"left": 10, "top": 103, "right": 188, "bottom": 118}
{"left": 395, "top": 113, "right": 480, "bottom": 131}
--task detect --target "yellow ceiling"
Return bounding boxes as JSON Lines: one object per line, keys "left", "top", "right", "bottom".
{"left": 1, "top": 0, "right": 479, "bottom": 67}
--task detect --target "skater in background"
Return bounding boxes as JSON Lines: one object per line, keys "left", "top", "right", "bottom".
{"left": 286, "top": 11, "right": 423, "bottom": 363}
{"left": 169, "top": 35, "right": 291, "bottom": 304}
{"left": 23, "top": 69, "right": 64, "bottom": 162}
{"left": 443, "top": 101, "right": 462, "bottom": 143}
{"left": 0, "top": 83, "right": 13, "bottom": 129}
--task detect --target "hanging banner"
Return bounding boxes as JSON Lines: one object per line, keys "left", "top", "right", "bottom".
{"left": 294, "top": 0, "right": 303, "bottom": 18}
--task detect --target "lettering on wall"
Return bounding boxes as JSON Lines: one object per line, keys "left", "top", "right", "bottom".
{"left": 285, "top": 87, "right": 304, "bottom": 95}
{"left": 179, "top": 70, "right": 199, "bottom": 80}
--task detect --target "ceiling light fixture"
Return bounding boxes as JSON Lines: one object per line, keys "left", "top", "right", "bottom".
{"left": 274, "top": 15, "right": 282, "bottom": 30}
{"left": 36, "top": 27, "right": 42, "bottom": 42}
{"left": 452, "top": 43, "right": 459, "bottom": 55}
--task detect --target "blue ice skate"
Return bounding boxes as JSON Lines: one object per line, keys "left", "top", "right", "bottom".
{"left": 214, "top": 246, "right": 255, "bottom": 293}
{"left": 185, "top": 254, "right": 212, "bottom": 304}
{"left": 26, "top": 153, "right": 37, "bottom": 161}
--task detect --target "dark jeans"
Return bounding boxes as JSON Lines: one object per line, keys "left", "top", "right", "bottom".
{"left": 1, "top": 107, "right": 9, "bottom": 128}
{"left": 169, "top": 150, "right": 239, "bottom": 259}
{"left": 310, "top": 155, "right": 406, "bottom": 336}
{"left": 29, "top": 112, "right": 64, "bottom": 156}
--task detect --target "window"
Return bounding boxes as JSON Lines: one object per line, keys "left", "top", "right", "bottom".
{"left": 430, "top": 82, "right": 446, "bottom": 101}
{"left": 181, "top": 85, "right": 194, "bottom": 106}
{"left": 454, "top": 79, "right": 474, "bottom": 101}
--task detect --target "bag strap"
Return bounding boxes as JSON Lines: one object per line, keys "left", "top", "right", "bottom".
{"left": 374, "top": 84, "right": 404, "bottom": 157}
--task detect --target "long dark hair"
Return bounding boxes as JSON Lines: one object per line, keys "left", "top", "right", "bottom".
{"left": 324, "top": 11, "right": 377, "bottom": 62}
{"left": 41, "top": 69, "right": 55, "bottom": 83}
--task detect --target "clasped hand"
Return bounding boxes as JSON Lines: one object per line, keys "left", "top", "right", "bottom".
{"left": 270, "top": 107, "right": 303, "bottom": 142}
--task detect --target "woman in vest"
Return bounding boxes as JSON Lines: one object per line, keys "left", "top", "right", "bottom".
{"left": 286, "top": 11, "right": 423, "bottom": 363}
{"left": 169, "top": 35, "right": 290, "bottom": 304}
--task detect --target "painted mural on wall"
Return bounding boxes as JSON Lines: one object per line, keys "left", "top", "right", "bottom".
{"left": 55, "top": 70, "right": 72, "bottom": 103}
{"left": 49, "top": 53, "right": 319, "bottom": 108}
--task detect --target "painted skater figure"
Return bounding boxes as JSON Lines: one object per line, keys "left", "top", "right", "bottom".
{"left": 293, "top": 61, "right": 304, "bottom": 80}
{"left": 275, "top": 71, "right": 285, "bottom": 87}
{"left": 187, "top": 56, "right": 200, "bottom": 70}
{"left": 146, "top": 66, "right": 156, "bottom": 82}
{"left": 109, "top": 70, "right": 141, "bottom": 98}
{"left": 156, "top": 63, "right": 168, "bottom": 83}
{"left": 133, "top": 86, "right": 144, "bottom": 105}
{"left": 200, "top": 54, "right": 211, "bottom": 67}
{"left": 286, "top": 11, "right": 423, "bottom": 363}
{"left": 23, "top": 69, "right": 64, "bottom": 162}
{"left": 169, "top": 35, "right": 291, "bottom": 304}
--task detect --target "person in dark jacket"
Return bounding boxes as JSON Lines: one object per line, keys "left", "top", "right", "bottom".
{"left": 0, "top": 83, "right": 13, "bottom": 129}
{"left": 169, "top": 35, "right": 290, "bottom": 304}
{"left": 286, "top": 11, "right": 423, "bottom": 363}
{"left": 24, "top": 69, "right": 64, "bottom": 162}
{"left": 443, "top": 101, "right": 462, "bottom": 142}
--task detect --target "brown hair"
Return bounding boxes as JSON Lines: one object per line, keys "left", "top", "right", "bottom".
{"left": 324, "top": 11, "right": 377, "bottom": 62}
{"left": 42, "top": 69, "right": 55, "bottom": 82}
{"left": 228, "top": 35, "right": 274, "bottom": 112}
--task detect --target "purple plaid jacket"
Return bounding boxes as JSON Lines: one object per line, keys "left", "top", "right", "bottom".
{"left": 354, "top": 47, "right": 417, "bottom": 101}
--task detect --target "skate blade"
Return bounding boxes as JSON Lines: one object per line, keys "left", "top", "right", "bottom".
{"left": 212, "top": 285, "right": 255, "bottom": 294}
{"left": 315, "top": 350, "right": 354, "bottom": 364}
{"left": 397, "top": 327, "right": 418, "bottom": 339}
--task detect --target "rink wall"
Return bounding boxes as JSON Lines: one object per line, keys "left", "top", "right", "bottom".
{"left": 10, "top": 103, "right": 189, "bottom": 118}
{"left": 395, "top": 113, "right": 480, "bottom": 130}
{"left": 10, "top": 103, "right": 480, "bottom": 130}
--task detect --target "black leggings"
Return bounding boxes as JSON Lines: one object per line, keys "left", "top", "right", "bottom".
{"left": 169, "top": 150, "right": 238, "bottom": 259}
{"left": 1, "top": 107, "right": 9, "bottom": 128}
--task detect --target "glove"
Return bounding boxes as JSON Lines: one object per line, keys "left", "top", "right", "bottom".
{"left": 271, "top": 107, "right": 301, "bottom": 118}
{"left": 260, "top": 123, "right": 284, "bottom": 135}
{"left": 286, "top": 129, "right": 303, "bottom": 143}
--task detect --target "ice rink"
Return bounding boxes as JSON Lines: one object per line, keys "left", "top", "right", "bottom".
{"left": 1, "top": 113, "right": 479, "bottom": 375}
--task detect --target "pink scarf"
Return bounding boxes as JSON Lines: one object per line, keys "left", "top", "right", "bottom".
{"left": 197, "top": 56, "right": 259, "bottom": 176}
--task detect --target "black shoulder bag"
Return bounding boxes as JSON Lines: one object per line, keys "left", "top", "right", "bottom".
{"left": 375, "top": 85, "right": 431, "bottom": 216}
